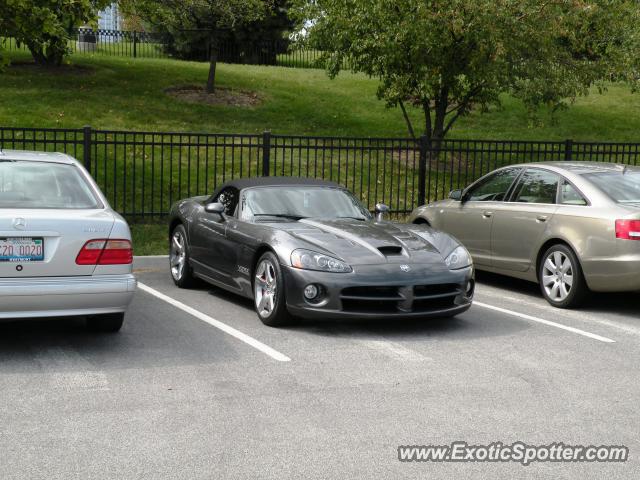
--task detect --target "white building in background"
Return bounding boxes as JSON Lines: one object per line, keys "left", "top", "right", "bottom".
{"left": 97, "top": 3, "right": 121, "bottom": 31}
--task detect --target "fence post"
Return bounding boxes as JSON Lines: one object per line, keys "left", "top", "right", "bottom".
{"left": 418, "top": 134, "right": 429, "bottom": 206}
{"left": 82, "top": 125, "right": 92, "bottom": 173}
{"left": 133, "top": 31, "right": 138, "bottom": 58}
{"left": 262, "top": 131, "right": 271, "bottom": 176}
{"left": 564, "top": 139, "right": 573, "bottom": 161}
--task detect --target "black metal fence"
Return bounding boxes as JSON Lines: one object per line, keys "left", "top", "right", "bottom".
{"left": 1, "top": 29, "right": 325, "bottom": 69}
{"left": 1, "top": 125, "right": 639, "bottom": 219}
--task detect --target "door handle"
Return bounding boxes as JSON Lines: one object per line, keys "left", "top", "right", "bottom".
{"left": 536, "top": 215, "right": 548, "bottom": 222}
{"left": 482, "top": 211, "right": 493, "bottom": 218}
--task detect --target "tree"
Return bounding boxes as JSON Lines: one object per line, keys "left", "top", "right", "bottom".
{"left": 155, "top": 0, "right": 294, "bottom": 66}
{"left": 292, "top": 0, "right": 640, "bottom": 147}
{"left": 125, "top": 0, "right": 271, "bottom": 92}
{"left": 0, "top": 0, "right": 109, "bottom": 66}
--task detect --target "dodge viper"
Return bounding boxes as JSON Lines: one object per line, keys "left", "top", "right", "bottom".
{"left": 168, "top": 177, "right": 474, "bottom": 326}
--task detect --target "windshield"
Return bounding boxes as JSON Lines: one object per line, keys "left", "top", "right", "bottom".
{"left": 240, "top": 186, "right": 371, "bottom": 222}
{"left": 0, "top": 160, "right": 101, "bottom": 209}
{"left": 583, "top": 171, "right": 640, "bottom": 203}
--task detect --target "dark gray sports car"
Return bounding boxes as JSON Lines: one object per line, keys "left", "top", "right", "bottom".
{"left": 168, "top": 177, "right": 474, "bottom": 326}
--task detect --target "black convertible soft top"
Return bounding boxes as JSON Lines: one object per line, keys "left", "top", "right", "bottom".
{"left": 209, "top": 176, "right": 340, "bottom": 200}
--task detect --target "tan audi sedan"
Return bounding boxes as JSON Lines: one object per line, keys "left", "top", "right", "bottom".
{"left": 409, "top": 162, "right": 640, "bottom": 308}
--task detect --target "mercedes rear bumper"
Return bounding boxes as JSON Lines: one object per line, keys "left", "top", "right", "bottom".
{"left": 0, "top": 274, "right": 137, "bottom": 319}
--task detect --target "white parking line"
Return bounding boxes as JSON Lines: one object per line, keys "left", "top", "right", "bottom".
{"left": 473, "top": 301, "right": 616, "bottom": 343}
{"left": 138, "top": 283, "right": 291, "bottom": 362}
{"left": 361, "top": 339, "right": 430, "bottom": 362}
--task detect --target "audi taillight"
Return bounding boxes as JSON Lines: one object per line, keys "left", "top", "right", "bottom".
{"left": 76, "top": 239, "right": 133, "bottom": 265}
{"left": 615, "top": 220, "right": 640, "bottom": 240}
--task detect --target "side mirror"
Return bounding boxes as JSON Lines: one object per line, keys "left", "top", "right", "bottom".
{"left": 449, "top": 189, "right": 463, "bottom": 201}
{"left": 375, "top": 203, "right": 390, "bottom": 222}
{"left": 205, "top": 202, "right": 225, "bottom": 219}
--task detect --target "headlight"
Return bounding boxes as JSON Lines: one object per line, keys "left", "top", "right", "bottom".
{"left": 444, "top": 245, "right": 472, "bottom": 270}
{"left": 291, "top": 249, "right": 352, "bottom": 273}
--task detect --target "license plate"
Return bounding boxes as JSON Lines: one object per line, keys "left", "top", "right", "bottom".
{"left": 0, "top": 237, "right": 44, "bottom": 262}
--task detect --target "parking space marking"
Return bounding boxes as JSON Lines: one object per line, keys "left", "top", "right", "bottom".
{"left": 360, "top": 339, "right": 430, "bottom": 362}
{"left": 474, "top": 301, "right": 616, "bottom": 343}
{"left": 138, "top": 283, "right": 292, "bottom": 362}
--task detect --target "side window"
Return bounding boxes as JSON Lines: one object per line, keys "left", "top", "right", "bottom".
{"left": 511, "top": 169, "right": 559, "bottom": 204}
{"left": 466, "top": 168, "right": 521, "bottom": 202}
{"left": 559, "top": 180, "right": 588, "bottom": 206}
{"left": 215, "top": 187, "right": 239, "bottom": 216}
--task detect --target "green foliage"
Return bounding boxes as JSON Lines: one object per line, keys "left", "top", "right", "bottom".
{"left": 0, "top": 0, "right": 109, "bottom": 66}
{"left": 123, "top": 0, "right": 271, "bottom": 91}
{"left": 293, "top": 0, "right": 640, "bottom": 143}
{"left": 157, "top": 0, "right": 294, "bottom": 65}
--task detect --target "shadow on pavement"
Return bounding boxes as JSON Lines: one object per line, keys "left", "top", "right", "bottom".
{"left": 475, "top": 270, "right": 640, "bottom": 316}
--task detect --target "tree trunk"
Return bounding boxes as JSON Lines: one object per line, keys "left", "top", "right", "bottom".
{"left": 27, "top": 40, "right": 65, "bottom": 67}
{"left": 26, "top": 42, "right": 47, "bottom": 65}
{"left": 206, "top": 48, "right": 218, "bottom": 93}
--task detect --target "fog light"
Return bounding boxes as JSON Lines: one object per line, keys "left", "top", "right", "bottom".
{"left": 304, "top": 284, "right": 319, "bottom": 300}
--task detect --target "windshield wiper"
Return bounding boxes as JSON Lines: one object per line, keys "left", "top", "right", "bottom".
{"left": 254, "top": 213, "right": 308, "bottom": 220}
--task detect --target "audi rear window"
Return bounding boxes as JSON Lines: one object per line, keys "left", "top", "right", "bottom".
{"left": 583, "top": 171, "right": 640, "bottom": 203}
{"left": 0, "top": 160, "right": 101, "bottom": 209}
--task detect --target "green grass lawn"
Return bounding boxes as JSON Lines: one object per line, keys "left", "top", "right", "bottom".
{"left": 130, "top": 223, "right": 167, "bottom": 256}
{"left": 3, "top": 51, "right": 640, "bottom": 140}
{"left": 3, "top": 52, "right": 640, "bottom": 254}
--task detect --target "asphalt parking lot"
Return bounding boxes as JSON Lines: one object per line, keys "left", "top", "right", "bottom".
{"left": 1, "top": 256, "right": 638, "bottom": 479}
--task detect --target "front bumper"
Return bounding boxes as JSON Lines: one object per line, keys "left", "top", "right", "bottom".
{"left": 282, "top": 263, "right": 474, "bottom": 320}
{"left": 0, "top": 274, "right": 137, "bottom": 319}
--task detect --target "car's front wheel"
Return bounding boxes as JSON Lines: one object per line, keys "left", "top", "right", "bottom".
{"left": 170, "top": 224, "right": 197, "bottom": 288}
{"left": 253, "top": 252, "right": 293, "bottom": 327}
{"left": 538, "top": 244, "right": 587, "bottom": 308}
{"left": 87, "top": 312, "right": 125, "bottom": 333}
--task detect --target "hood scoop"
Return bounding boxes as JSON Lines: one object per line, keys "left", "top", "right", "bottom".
{"left": 378, "top": 246, "right": 403, "bottom": 256}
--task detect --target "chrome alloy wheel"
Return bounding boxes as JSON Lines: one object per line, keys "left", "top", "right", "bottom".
{"left": 255, "top": 259, "right": 277, "bottom": 318}
{"left": 170, "top": 230, "right": 186, "bottom": 281}
{"left": 542, "top": 251, "right": 574, "bottom": 302}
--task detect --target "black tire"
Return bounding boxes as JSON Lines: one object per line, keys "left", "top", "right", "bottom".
{"left": 253, "top": 251, "right": 294, "bottom": 327}
{"left": 87, "top": 312, "right": 125, "bottom": 333}
{"left": 538, "top": 243, "right": 588, "bottom": 308}
{"left": 170, "top": 224, "right": 197, "bottom": 288}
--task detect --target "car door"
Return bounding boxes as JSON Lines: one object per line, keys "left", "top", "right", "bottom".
{"left": 444, "top": 167, "right": 522, "bottom": 267}
{"left": 189, "top": 187, "right": 241, "bottom": 286}
{"left": 491, "top": 168, "right": 560, "bottom": 272}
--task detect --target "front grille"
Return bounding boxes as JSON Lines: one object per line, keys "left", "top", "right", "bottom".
{"left": 339, "top": 283, "right": 462, "bottom": 314}
{"left": 341, "top": 286, "right": 401, "bottom": 299}
{"left": 413, "top": 283, "right": 460, "bottom": 298}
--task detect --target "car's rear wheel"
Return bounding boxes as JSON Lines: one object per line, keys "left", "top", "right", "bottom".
{"left": 170, "top": 224, "right": 197, "bottom": 288}
{"left": 538, "top": 244, "right": 587, "bottom": 308}
{"left": 87, "top": 312, "right": 124, "bottom": 333}
{"left": 253, "top": 252, "right": 293, "bottom": 327}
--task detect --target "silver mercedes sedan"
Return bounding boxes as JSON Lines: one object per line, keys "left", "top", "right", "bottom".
{"left": 409, "top": 162, "right": 640, "bottom": 308}
{"left": 0, "top": 149, "right": 136, "bottom": 331}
